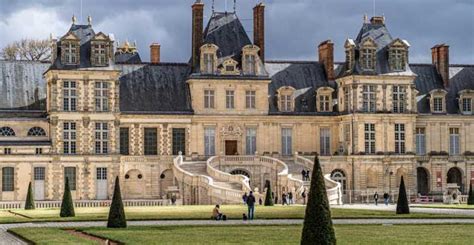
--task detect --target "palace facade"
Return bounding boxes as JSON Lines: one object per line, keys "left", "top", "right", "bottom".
{"left": 1, "top": 1, "right": 473, "bottom": 204}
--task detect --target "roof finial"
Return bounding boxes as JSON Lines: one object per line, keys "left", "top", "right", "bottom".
{"left": 233, "top": 0, "right": 236, "bottom": 12}
{"left": 87, "top": 15, "right": 92, "bottom": 26}
{"left": 212, "top": 0, "right": 215, "bottom": 13}
{"left": 72, "top": 15, "right": 77, "bottom": 25}
{"left": 363, "top": 13, "right": 368, "bottom": 23}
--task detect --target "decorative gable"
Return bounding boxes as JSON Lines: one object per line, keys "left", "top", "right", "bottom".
{"left": 220, "top": 58, "right": 239, "bottom": 75}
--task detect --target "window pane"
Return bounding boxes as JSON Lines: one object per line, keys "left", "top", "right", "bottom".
{"left": 144, "top": 128, "right": 158, "bottom": 155}
{"left": 2, "top": 167, "right": 14, "bottom": 192}
{"left": 172, "top": 128, "right": 186, "bottom": 155}
{"left": 120, "top": 128, "right": 130, "bottom": 155}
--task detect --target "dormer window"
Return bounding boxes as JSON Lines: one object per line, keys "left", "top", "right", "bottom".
{"left": 462, "top": 98, "right": 472, "bottom": 113}
{"left": 316, "top": 87, "right": 335, "bottom": 112}
{"left": 361, "top": 48, "right": 376, "bottom": 70}
{"left": 433, "top": 97, "right": 443, "bottom": 112}
{"left": 93, "top": 42, "right": 107, "bottom": 66}
{"left": 277, "top": 86, "right": 295, "bottom": 112}
{"left": 200, "top": 44, "right": 218, "bottom": 74}
{"left": 388, "top": 39, "right": 409, "bottom": 72}
{"left": 344, "top": 39, "right": 355, "bottom": 71}
{"left": 459, "top": 90, "right": 474, "bottom": 115}
{"left": 220, "top": 58, "right": 239, "bottom": 75}
{"left": 242, "top": 45, "right": 260, "bottom": 76}
{"left": 63, "top": 41, "right": 79, "bottom": 65}
{"left": 244, "top": 54, "right": 256, "bottom": 75}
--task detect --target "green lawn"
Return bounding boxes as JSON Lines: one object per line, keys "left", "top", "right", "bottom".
{"left": 10, "top": 224, "right": 474, "bottom": 244}
{"left": 0, "top": 205, "right": 470, "bottom": 224}
{"left": 412, "top": 204, "right": 474, "bottom": 210}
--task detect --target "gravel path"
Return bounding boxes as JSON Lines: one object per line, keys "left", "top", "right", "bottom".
{"left": 2, "top": 218, "right": 474, "bottom": 245}
{"left": 334, "top": 204, "right": 474, "bottom": 216}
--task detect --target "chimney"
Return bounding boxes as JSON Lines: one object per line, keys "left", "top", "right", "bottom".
{"left": 370, "top": 16, "right": 385, "bottom": 25}
{"left": 192, "top": 0, "right": 204, "bottom": 68}
{"left": 318, "top": 40, "right": 335, "bottom": 81}
{"left": 253, "top": 3, "right": 265, "bottom": 62}
{"left": 431, "top": 44, "right": 450, "bottom": 88}
{"left": 150, "top": 43, "right": 161, "bottom": 64}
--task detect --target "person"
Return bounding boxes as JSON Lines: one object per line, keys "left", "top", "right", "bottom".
{"left": 288, "top": 192, "right": 293, "bottom": 205}
{"left": 212, "top": 205, "right": 223, "bottom": 220}
{"left": 242, "top": 192, "right": 248, "bottom": 205}
{"left": 171, "top": 195, "right": 177, "bottom": 205}
{"left": 274, "top": 192, "right": 278, "bottom": 205}
{"left": 242, "top": 213, "right": 248, "bottom": 221}
{"left": 306, "top": 170, "right": 311, "bottom": 181}
{"left": 383, "top": 192, "right": 389, "bottom": 206}
{"left": 246, "top": 191, "right": 256, "bottom": 220}
{"left": 302, "top": 189, "right": 307, "bottom": 205}
{"left": 301, "top": 169, "right": 306, "bottom": 181}
{"left": 282, "top": 193, "right": 288, "bottom": 205}
{"left": 258, "top": 197, "right": 263, "bottom": 205}
{"left": 374, "top": 192, "right": 379, "bottom": 206}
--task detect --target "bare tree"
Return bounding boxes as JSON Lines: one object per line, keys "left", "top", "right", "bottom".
{"left": 1, "top": 38, "right": 51, "bottom": 61}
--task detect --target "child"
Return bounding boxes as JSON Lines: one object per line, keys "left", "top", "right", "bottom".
{"left": 243, "top": 213, "right": 248, "bottom": 221}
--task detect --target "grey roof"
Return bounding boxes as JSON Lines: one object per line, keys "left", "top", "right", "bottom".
{"left": 0, "top": 60, "right": 49, "bottom": 111}
{"left": 203, "top": 12, "right": 252, "bottom": 64}
{"left": 266, "top": 61, "right": 335, "bottom": 114}
{"left": 115, "top": 52, "right": 142, "bottom": 64}
{"left": 118, "top": 63, "right": 193, "bottom": 113}
{"left": 447, "top": 65, "right": 474, "bottom": 114}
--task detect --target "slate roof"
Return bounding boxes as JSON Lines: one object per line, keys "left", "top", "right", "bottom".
{"left": 266, "top": 61, "right": 336, "bottom": 114}
{"left": 118, "top": 63, "right": 193, "bottom": 113}
{"left": 115, "top": 52, "right": 142, "bottom": 64}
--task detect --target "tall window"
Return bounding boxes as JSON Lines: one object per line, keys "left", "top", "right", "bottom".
{"left": 416, "top": 128, "right": 426, "bottom": 155}
{"left": 245, "top": 54, "right": 256, "bottom": 75}
{"left": 280, "top": 95, "right": 292, "bottom": 112}
{"left": 320, "top": 128, "right": 331, "bottom": 156}
{"left": 389, "top": 49, "right": 405, "bottom": 71}
{"left": 63, "top": 122, "right": 76, "bottom": 154}
{"left": 64, "top": 167, "right": 76, "bottom": 191}
{"left": 246, "top": 128, "right": 257, "bottom": 155}
{"left": 462, "top": 98, "right": 472, "bottom": 114}
{"left": 395, "top": 124, "right": 406, "bottom": 154}
{"left": 63, "top": 81, "right": 77, "bottom": 111}
{"left": 204, "top": 90, "right": 215, "bottom": 109}
{"left": 364, "top": 123, "right": 376, "bottom": 154}
{"left": 433, "top": 97, "right": 443, "bottom": 112}
{"left": 204, "top": 127, "right": 215, "bottom": 156}
{"left": 449, "top": 128, "right": 460, "bottom": 155}
{"left": 95, "top": 81, "right": 109, "bottom": 111}
{"left": 172, "top": 128, "right": 186, "bottom": 155}
{"left": 144, "top": 128, "right": 158, "bottom": 155}
{"left": 120, "top": 127, "right": 129, "bottom": 155}
{"left": 93, "top": 43, "right": 107, "bottom": 66}
{"left": 95, "top": 123, "right": 108, "bottom": 154}
{"left": 281, "top": 128, "right": 292, "bottom": 156}
{"left": 246, "top": 91, "right": 256, "bottom": 109}
{"left": 392, "top": 86, "right": 406, "bottom": 113}
{"left": 64, "top": 42, "right": 78, "bottom": 64}
{"left": 203, "top": 53, "right": 214, "bottom": 74}
{"left": 361, "top": 48, "right": 375, "bottom": 70}
{"left": 226, "top": 90, "right": 235, "bottom": 109}
{"left": 344, "top": 87, "right": 350, "bottom": 112}
{"left": 34, "top": 167, "right": 45, "bottom": 182}
{"left": 2, "top": 167, "right": 14, "bottom": 192}
{"left": 362, "top": 85, "right": 376, "bottom": 112}
{"left": 319, "top": 95, "right": 331, "bottom": 112}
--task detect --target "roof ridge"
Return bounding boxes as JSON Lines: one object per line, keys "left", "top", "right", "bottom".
{"left": 265, "top": 60, "right": 320, "bottom": 64}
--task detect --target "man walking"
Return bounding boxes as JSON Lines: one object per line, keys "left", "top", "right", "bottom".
{"left": 242, "top": 192, "right": 248, "bottom": 205}
{"left": 246, "top": 191, "right": 256, "bottom": 220}
{"left": 383, "top": 192, "right": 389, "bottom": 206}
{"left": 374, "top": 192, "right": 379, "bottom": 206}
{"left": 288, "top": 192, "right": 293, "bottom": 205}
{"left": 301, "top": 169, "right": 306, "bottom": 181}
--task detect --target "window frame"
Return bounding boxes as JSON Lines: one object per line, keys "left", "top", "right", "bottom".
{"left": 245, "top": 90, "right": 256, "bottom": 109}
{"left": 449, "top": 128, "right": 460, "bottom": 156}
{"left": 144, "top": 128, "right": 158, "bottom": 155}
{"left": 119, "top": 127, "right": 130, "bottom": 155}
{"left": 415, "top": 127, "right": 426, "bottom": 155}
{"left": 392, "top": 85, "right": 406, "bottom": 113}
{"left": 364, "top": 123, "right": 376, "bottom": 154}
{"left": 226, "top": 90, "right": 235, "bottom": 109}
{"left": 63, "top": 122, "right": 77, "bottom": 155}
{"left": 95, "top": 122, "right": 109, "bottom": 154}
{"left": 94, "top": 81, "right": 109, "bottom": 112}
{"left": 172, "top": 128, "right": 186, "bottom": 155}
{"left": 64, "top": 167, "right": 76, "bottom": 191}
{"left": 246, "top": 128, "right": 257, "bottom": 155}
{"left": 63, "top": 81, "right": 77, "bottom": 112}
{"left": 204, "top": 89, "right": 215, "bottom": 109}
{"left": 2, "top": 167, "right": 14, "bottom": 192}
{"left": 281, "top": 128, "right": 293, "bottom": 156}
{"left": 362, "top": 85, "right": 376, "bottom": 112}
{"left": 320, "top": 128, "right": 331, "bottom": 156}
{"left": 394, "top": 123, "right": 406, "bottom": 154}
{"left": 204, "top": 127, "right": 216, "bottom": 156}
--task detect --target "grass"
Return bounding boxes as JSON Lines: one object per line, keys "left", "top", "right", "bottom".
{"left": 412, "top": 204, "right": 474, "bottom": 210}
{"left": 1, "top": 205, "right": 471, "bottom": 224}
{"left": 10, "top": 224, "right": 474, "bottom": 244}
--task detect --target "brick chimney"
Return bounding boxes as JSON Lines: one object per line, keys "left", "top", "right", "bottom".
{"left": 150, "top": 43, "right": 161, "bottom": 64}
{"left": 253, "top": 3, "right": 265, "bottom": 62}
{"left": 431, "top": 44, "right": 450, "bottom": 88}
{"left": 318, "top": 40, "right": 335, "bottom": 81}
{"left": 192, "top": 0, "right": 204, "bottom": 68}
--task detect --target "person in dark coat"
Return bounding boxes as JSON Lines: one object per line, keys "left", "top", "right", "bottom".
{"left": 301, "top": 169, "right": 306, "bottom": 181}
{"left": 374, "top": 192, "right": 379, "bottom": 205}
{"left": 246, "top": 191, "right": 256, "bottom": 220}
{"left": 383, "top": 192, "right": 389, "bottom": 205}
{"left": 282, "top": 193, "right": 288, "bottom": 205}
{"left": 302, "top": 189, "right": 307, "bottom": 205}
{"left": 288, "top": 192, "right": 293, "bottom": 205}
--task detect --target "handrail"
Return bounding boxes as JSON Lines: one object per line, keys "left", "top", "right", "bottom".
{"left": 207, "top": 156, "right": 252, "bottom": 192}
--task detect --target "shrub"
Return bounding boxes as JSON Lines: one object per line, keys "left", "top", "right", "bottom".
{"left": 24, "top": 182, "right": 35, "bottom": 210}
{"left": 468, "top": 183, "right": 474, "bottom": 205}
{"left": 301, "top": 156, "right": 336, "bottom": 245}
{"left": 396, "top": 176, "right": 410, "bottom": 214}
{"left": 107, "top": 176, "right": 127, "bottom": 228}
{"left": 264, "top": 180, "right": 274, "bottom": 206}
{"left": 60, "top": 177, "right": 75, "bottom": 217}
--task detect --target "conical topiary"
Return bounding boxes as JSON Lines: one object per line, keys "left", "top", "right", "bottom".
{"left": 468, "top": 183, "right": 474, "bottom": 205}
{"left": 24, "top": 182, "right": 35, "bottom": 210}
{"left": 301, "top": 156, "right": 336, "bottom": 245}
{"left": 107, "top": 176, "right": 127, "bottom": 228}
{"left": 264, "top": 180, "right": 274, "bottom": 206}
{"left": 60, "top": 177, "right": 75, "bottom": 217}
{"left": 396, "top": 176, "right": 410, "bottom": 214}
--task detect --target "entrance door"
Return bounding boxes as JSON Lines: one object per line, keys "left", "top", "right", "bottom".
{"left": 96, "top": 168, "right": 108, "bottom": 200}
{"left": 447, "top": 167, "right": 463, "bottom": 192}
{"left": 417, "top": 167, "right": 430, "bottom": 195}
{"left": 34, "top": 167, "right": 45, "bottom": 200}
{"left": 225, "top": 140, "right": 238, "bottom": 155}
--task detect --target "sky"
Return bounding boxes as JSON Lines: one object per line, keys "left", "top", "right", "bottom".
{"left": 0, "top": 0, "right": 473, "bottom": 64}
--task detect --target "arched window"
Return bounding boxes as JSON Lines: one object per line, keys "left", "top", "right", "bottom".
{"left": 0, "top": 127, "right": 15, "bottom": 136}
{"left": 331, "top": 169, "right": 347, "bottom": 193}
{"left": 27, "top": 127, "right": 46, "bottom": 137}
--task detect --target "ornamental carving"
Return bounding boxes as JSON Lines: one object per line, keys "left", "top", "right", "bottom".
{"left": 220, "top": 124, "right": 242, "bottom": 136}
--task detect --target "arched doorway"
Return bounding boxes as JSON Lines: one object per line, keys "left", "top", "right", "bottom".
{"left": 330, "top": 169, "right": 347, "bottom": 193}
{"left": 230, "top": 169, "right": 250, "bottom": 178}
{"left": 416, "top": 167, "right": 430, "bottom": 195}
{"left": 159, "top": 169, "right": 175, "bottom": 198}
{"left": 124, "top": 169, "right": 144, "bottom": 199}
{"left": 447, "top": 167, "right": 463, "bottom": 192}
